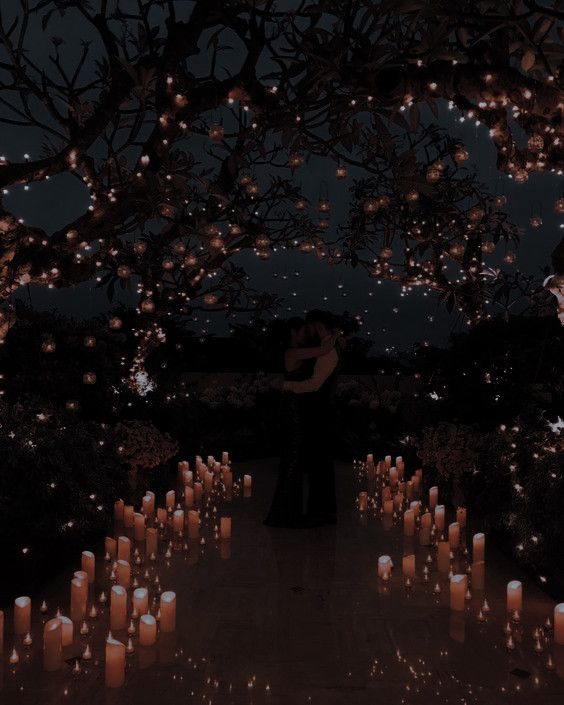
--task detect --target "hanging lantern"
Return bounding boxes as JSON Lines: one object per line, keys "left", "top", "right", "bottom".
{"left": 41, "top": 338, "right": 56, "bottom": 354}
{"left": 504, "top": 252, "right": 516, "bottom": 264}
{"left": 319, "top": 219, "right": 330, "bottom": 230}
{"left": 238, "top": 174, "right": 252, "bottom": 186}
{"left": 514, "top": 169, "right": 528, "bottom": 183}
{"left": 203, "top": 293, "right": 218, "bottom": 305}
{"left": 66, "top": 229, "right": 78, "bottom": 242}
{"left": 378, "top": 247, "right": 393, "bottom": 260}
{"left": 426, "top": 167, "right": 441, "bottom": 183}
{"left": 140, "top": 299, "right": 155, "bottom": 313}
{"left": 335, "top": 165, "right": 348, "bottom": 179}
{"left": 245, "top": 182, "right": 259, "bottom": 196}
{"left": 555, "top": 198, "right": 564, "bottom": 214}
{"left": 449, "top": 244, "right": 465, "bottom": 258}
{"left": 434, "top": 159, "right": 445, "bottom": 172}
{"left": 288, "top": 152, "right": 304, "bottom": 168}
{"left": 318, "top": 199, "right": 331, "bottom": 213}
{"left": 134, "top": 241, "right": 147, "bottom": 255}
{"left": 529, "top": 215, "right": 543, "bottom": 228}
{"left": 83, "top": 336, "right": 96, "bottom": 348}
{"left": 184, "top": 255, "right": 198, "bottom": 267}
{"left": 208, "top": 123, "right": 224, "bottom": 141}
{"left": 209, "top": 237, "right": 223, "bottom": 249}
{"left": 406, "top": 189, "right": 419, "bottom": 203}
{"left": 228, "top": 224, "right": 243, "bottom": 236}
{"left": 66, "top": 400, "right": 79, "bottom": 411}
{"left": 173, "top": 241, "right": 186, "bottom": 254}
{"left": 468, "top": 206, "right": 485, "bottom": 222}
{"left": 363, "top": 198, "right": 379, "bottom": 214}
{"left": 83, "top": 372, "right": 97, "bottom": 385}
{"left": 117, "top": 265, "right": 131, "bottom": 278}
{"left": 255, "top": 235, "right": 270, "bottom": 248}
{"left": 454, "top": 146, "right": 469, "bottom": 163}
{"left": 378, "top": 195, "right": 391, "bottom": 207}
{"left": 299, "top": 241, "right": 314, "bottom": 253}
{"left": 481, "top": 241, "right": 495, "bottom": 254}
{"left": 494, "top": 195, "right": 507, "bottom": 208}
{"left": 257, "top": 250, "right": 270, "bottom": 260}
{"left": 108, "top": 317, "right": 122, "bottom": 330}
{"left": 294, "top": 198, "right": 307, "bottom": 210}
{"left": 527, "top": 134, "right": 544, "bottom": 152}
{"left": 162, "top": 258, "right": 175, "bottom": 270}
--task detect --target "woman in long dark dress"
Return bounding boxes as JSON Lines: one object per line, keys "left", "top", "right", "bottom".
{"left": 264, "top": 318, "right": 338, "bottom": 528}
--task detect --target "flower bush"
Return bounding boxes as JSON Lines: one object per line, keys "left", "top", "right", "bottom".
{"left": 115, "top": 419, "right": 178, "bottom": 491}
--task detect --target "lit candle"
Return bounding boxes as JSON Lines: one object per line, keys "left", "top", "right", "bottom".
{"left": 81, "top": 550, "right": 95, "bottom": 583}
{"left": 182, "top": 469, "right": 193, "bottom": 486}
{"left": 448, "top": 522, "right": 460, "bottom": 549}
{"left": 194, "top": 482, "right": 203, "bottom": 502}
{"left": 123, "top": 505, "right": 134, "bottom": 528}
{"left": 188, "top": 510, "right": 199, "bottom": 539}
{"left": 159, "top": 591, "right": 176, "bottom": 633}
{"left": 14, "top": 596, "right": 31, "bottom": 635}
{"left": 378, "top": 555, "right": 393, "bottom": 578}
{"left": 221, "top": 451, "right": 229, "bottom": 465}
{"left": 116, "top": 560, "right": 131, "bottom": 589}
{"left": 223, "top": 470, "right": 233, "bottom": 490}
{"left": 59, "top": 615, "right": 73, "bottom": 646}
{"left": 429, "top": 486, "right": 438, "bottom": 510}
{"left": 434, "top": 505, "right": 445, "bottom": 531}
{"left": 204, "top": 471, "right": 213, "bottom": 493}
{"left": 383, "top": 499, "right": 393, "bottom": 515}
{"left": 173, "top": 509, "right": 185, "bottom": 533}
{"left": 506, "top": 580, "right": 522, "bottom": 612}
{"left": 366, "top": 453, "right": 373, "bottom": 464}
{"left": 456, "top": 507, "right": 467, "bottom": 529}
{"left": 139, "top": 614, "right": 157, "bottom": 646}
{"left": 184, "top": 486, "right": 194, "bottom": 508}
{"left": 134, "top": 513, "right": 146, "bottom": 542}
{"left": 409, "top": 500, "right": 420, "bottom": 517}
{"left": 389, "top": 467, "right": 398, "bottom": 486}
{"left": 554, "top": 604, "right": 564, "bottom": 645}
{"left": 146, "top": 527, "right": 158, "bottom": 557}
{"left": 110, "top": 585, "right": 127, "bottom": 631}
{"left": 384, "top": 455, "right": 392, "bottom": 468}
{"left": 117, "top": 536, "right": 131, "bottom": 562}
{"left": 43, "top": 618, "right": 62, "bottom": 671}
{"left": 220, "top": 517, "right": 232, "bottom": 539}
{"left": 105, "top": 537, "right": 117, "bottom": 558}
{"left": 358, "top": 491, "right": 368, "bottom": 511}
{"left": 450, "top": 574, "right": 467, "bottom": 611}
{"left": 70, "top": 577, "right": 87, "bottom": 621}
{"left": 421, "top": 512, "right": 432, "bottom": 529}
{"left": 142, "top": 494, "right": 153, "bottom": 517}
{"left": 133, "top": 588, "right": 149, "bottom": 616}
{"left": 243, "top": 474, "right": 252, "bottom": 489}
{"left": 402, "top": 554, "right": 415, "bottom": 578}
{"left": 403, "top": 509, "right": 415, "bottom": 536}
{"left": 105, "top": 635, "right": 126, "bottom": 688}
{"left": 166, "top": 490, "right": 175, "bottom": 510}
{"left": 114, "top": 499, "right": 124, "bottom": 522}
{"left": 438, "top": 541, "right": 450, "bottom": 573}
{"left": 473, "top": 533, "right": 485, "bottom": 562}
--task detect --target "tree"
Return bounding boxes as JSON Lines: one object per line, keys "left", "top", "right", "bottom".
{"left": 0, "top": 0, "right": 562, "bottom": 365}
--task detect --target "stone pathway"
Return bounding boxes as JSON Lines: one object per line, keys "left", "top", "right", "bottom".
{"left": 1, "top": 458, "right": 563, "bottom": 705}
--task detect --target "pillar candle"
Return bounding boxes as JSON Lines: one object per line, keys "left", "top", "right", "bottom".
{"left": 160, "top": 591, "right": 176, "bottom": 633}
{"left": 456, "top": 507, "right": 467, "bottom": 529}
{"left": 429, "top": 486, "right": 438, "bottom": 510}
{"left": 134, "top": 513, "right": 146, "bottom": 542}
{"left": 188, "top": 510, "right": 199, "bottom": 539}
{"left": 117, "top": 536, "right": 131, "bottom": 562}
{"left": 396, "top": 458, "right": 405, "bottom": 478}
{"left": 116, "top": 560, "right": 131, "bottom": 589}
{"left": 105, "top": 537, "right": 117, "bottom": 558}
{"left": 411, "top": 475, "right": 421, "bottom": 493}
{"left": 384, "top": 455, "right": 392, "bottom": 468}
{"left": 434, "top": 505, "right": 445, "bottom": 532}
{"left": 393, "top": 492, "right": 404, "bottom": 510}
{"left": 419, "top": 527, "right": 431, "bottom": 546}
{"left": 223, "top": 470, "right": 233, "bottom": 489}
{"left": 450, "top": 574, "right": 467, "bottom": 611}
{"left": 382, "top": 486, "right": 392, "bottom": 502}
{"left": 377, "top": 555, "right": 393, "bottom": 578}
{"left": 173, "top": 509, "right": 185, "bottom": 533}
{"left": 472, "top": 561, "right": 485, "bottom": 591}
{"left": 114, "top": 499, "right": 124, "bottom": 522}
{"left": 204, "top": 472, "right": 213, "bottom": 493}
{"left": 157, "top": 507, "right": 167, "bottom": 524}
{"left": 506, "top": 580, "right": 522, "bottom": 612}
{"left": 389, "top": 467, "right": 398, "bottom": 486}
{"left": 403, "top": 509, "right": 415, "bottom": 536}
{"left": 220, "top": 517, "right": 232, "bottom": 539}
{"left": 105, "top": 636, "right": 125, "bottom": 688}
{"left": 406, "top": 481, "right": 413, "bottom": 501}
{"left": 133, "top": 588, "right": 149, "bottom": 616}
{"left": 81, "top": 550, "right": 95, "bottom": 583}
{"left": 14, "top": 596, "right": 31, "bottom": 635}
{"left": 383, "top": 499, "right": 393, "bottom": 515}
{"left": 207, "top": 455, "right": 214, "bottom": 467}
{"left": 473, "top": 533, "right": 485, "bottom": 562}
{"left": 555, "top": 604, "right": 564, "bottom": 645}
{"left": 146, "top": 527, "right": 158, "bottom": 557}
{"left": 166, "top": 490, "right": 175, "bottom": 510}
{"left": 139, "top": 614, "right": 157, "bottom": 646}
{"left": 177, "top": 460, "right": 189, "bottom": 480}
{"left": 402, "top": 554, "right": 415, "bottom": 578}
{"left": 438, "top": 541, "right": 450, "bottom": 573}
{"left": 110, "top": 585, "right": 127, "bottom": 631}
{"left": 123, "top": 505, "right": 134, "bottom": 528}
{"left": 358, "top": 491, "right": 368, "bottom": 511}
{"left": 182, "top": 469, "right": 193, "bottom": 487}
{"left": 448, "top": 522, "right": 460, "bottom": 549}
{"left": 366, "top": 453, "right": 374, "bottom": 464}
{"left": 70, "top": 578, "right": 87, "bottom": 621}
{"left": 410, "top": 500, "right": 420, "bottom": 517}
{"left": 243, "top": 474, "right": 252, "bottom": 489}
{"left": 194, "top": 482, "right": 203, "bottom": 502}
{"left": 197, "top": 462, "right": 206, "bottom": 481}
{"left": 59, "top": 615, "right": 73, "bottom": 646}
{"left": 43, "top": 618, "right": 62, "bottom": 671}
{"left": 221, "top": 451, "right": 229, "bottom": 465}
{"left": 421, "top": 512, "right": 432, "bottom": 529}
{"left": 184, "top": 486, "right": 194, "bottom": 508}
{"left": 142, "top": 492, "right": 155, "bottom": 516}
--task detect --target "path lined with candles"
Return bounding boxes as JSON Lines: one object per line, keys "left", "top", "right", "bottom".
{"left": 0, "top": 455, "right": 563, "bottom": 704}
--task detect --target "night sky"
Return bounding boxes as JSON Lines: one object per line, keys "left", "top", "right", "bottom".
{"left": 1, "top": 3, "right": 562, "bottom": 352}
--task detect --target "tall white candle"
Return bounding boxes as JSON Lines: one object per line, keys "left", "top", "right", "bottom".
{"left": 204, "top": 472, "right": 213, "bottom": 493}
{"left": 221, "top": 451, "right": 229, "bottom": 465}
{"left": 59, "top": 615, "right": 73, "bottom": 647}
{"left": 456, "top": 507, "right": 467, "bottom": 529}
{"left": 133, "top": 588, "right": 149, "bottom": 616}
{"left": 555, "top": 603, "right": 564, "bottom": 645}
{"left": 166, "top": 490, "right": 175, "bottom": 509}
{"left": 403, "top": 509, "right": 415, "bottom": 536}
{"left": 70, "top": 577, "right": 87, "bottom": 621}
{"left": 14, "top": 596, "right": 31, "bottom": 635}
{"left": 429, "top": 486, "right": 438, "bottom": 510}
{"left": 123, "top": 505, "right": 134, "bottom": 528}
{"left": 139, "top": 614, "right": 157, "bottom": 646}
{"left": 114, "top": 499, "right": 124, "bottom": 522}
{"left": 160, "top": 591, "right": 176, "bottom": 632}
{"left": 134, "top": 513, "right": 146, "bottom": 542}
{"left": 507, "top": 580, "right": 522, "bottom": 612}
{"left": 378, "top": 555, "right": 393, "bottom": 578}
{"left": 402, "top": 554, "right": 415, "bottom": 578}
{"left": 389, "top": 467, "right": 398, "bottom": 486}
{"left": 450, "top": 574, "right": 467, "bottom": 611}
{"left": 146, "top": 527, "right": 158, "bottom": 557}
{"left": 110, "top": 585, "right": 127, "bottom": 631}
{"left": 220, "top": 517, "right": 232, "bottom": 539}
{"left": 194, "top": 482, "right": 203, "bottom": 502}
{"left": 434, "top": 505, "right": 445, "bottom": 531}
{"left": 448, "top": 522, "right": 460, "bottom": 549}
{"left": 116, "top": 560, "right": 131, "bottom": 589}
{"left": 173, "top": 509, "right": 185, "bottom": 533}
{"left": 188, "top": 510, "right": 199, "bottom": 539}
{"left": 105, "top": 636, "right": 125, "bottom": 688}
{"left": 81, "top": 550, "right": 95, "bottom": 583}
{"left": 43, "top": 618, "right": 62, "bottom": 671}
{"left": 473, "top": 533, "right": 485, "bottom": 562}
{"left": 105, "top": 537, "right": 117, "bottom": 558}
{"left": 117, "top": 536, "right": 131, "bottom": 562}
{"left": 184, "top": 486, "right": 194, "bottom": 507}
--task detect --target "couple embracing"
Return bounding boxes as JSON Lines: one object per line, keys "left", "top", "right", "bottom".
{"left": 265, "top": 310, "right": 344, "bottom": 529}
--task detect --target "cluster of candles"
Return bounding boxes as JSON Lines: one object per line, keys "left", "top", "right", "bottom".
{"left": 0, "top": 451, "right": 253, "bottom": 688}
{"left": 357, "top": 454, "right": 564, "bottom": 658}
